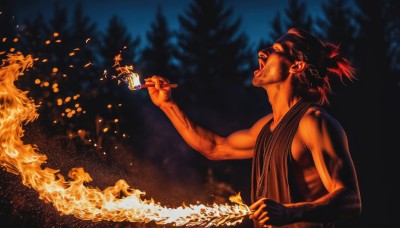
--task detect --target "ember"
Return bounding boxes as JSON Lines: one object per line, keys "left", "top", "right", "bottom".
{"left": 0, "top": 53, "right": 251, "bottom": 226}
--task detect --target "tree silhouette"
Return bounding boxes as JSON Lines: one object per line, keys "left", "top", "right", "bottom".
{"left": 327, "top": 1, "right": 393, "bottom": 227}
{"left": 99, "top": 15, "right": 140, "bottom": 73}
{"left": 269, "top": 13, "right": 284, "bottom": 44}
{"left": 64, "top": 1, "right": 108, "bottom": 146}
{"left": 172, "top": 0, "right": 260, "bottom": 212}
{"left": 96, "top": 14, "right": 148, "bottom": 158}
{"left": 384, "top": 0, "right": 400, "bottom": 72}
{"left": 19, "top": 12, "right": 47, "bottom": 55}
{"left": 256, "top": 12, "right": 284, "bottom": 54}
{"left": 175, "top": 0, "right": 252, "bottom": 113}
{"left": 0, "top": 0, "right": 17, "bottom": 54}
{"left": 18, "top": 2, "right": 77, "bottom": 130}
{"left": 315, "top": 0, "right": 358, "bottom": 57}
{"left": 97, "top": 14, "right": 141, "bottom": 120}
{"left": 283, "top": 0, "right": 313, "bottom": 32}
{"left": 138, "top": 5, "right": 177, "bottom": 83}
{"left": 260, "top": 0, "right": 313, "bottom": 54}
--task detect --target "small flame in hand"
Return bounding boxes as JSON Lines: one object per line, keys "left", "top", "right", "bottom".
{"left": 112, "top": 53, "right": 143, "bottom": 90}
{"left": 127, "top": 72, "right": 142, "bottom": 90}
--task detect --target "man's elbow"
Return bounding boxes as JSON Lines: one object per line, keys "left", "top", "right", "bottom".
{"left": 204, "top": 152, "right": 224, "bottom": 160}
{"left": 200, "top": 146, "right": 226, "bottom": 160}
{"left": 352, "top": 196, "right": 362, "bottom": 217}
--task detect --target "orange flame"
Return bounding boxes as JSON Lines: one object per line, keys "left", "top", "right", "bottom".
{"left": 0, "top": 53, "right": 251, "bottom": 226}
{"left": 112, "top": 54, "right": 178, "bottom": 90}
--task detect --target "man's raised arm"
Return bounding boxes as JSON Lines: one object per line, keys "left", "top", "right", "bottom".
{"left": 145, "top": 75, "right": 261, "bottom": 160}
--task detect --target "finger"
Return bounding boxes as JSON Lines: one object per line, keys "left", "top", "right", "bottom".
{"left": 259, "top": 217, "right": 270, "bottom": 227}
{"left": 152, "top": 75, "right": 170, "bottom": 84}
{"left": 249, "top": 198, "right": 267, "bottom": 210}
{"left": 251, "top": 203, "right": 267, "bottom": 219}
{"left": 155, "top": 80, "right": 161, "bottom": 89}
{"left": 146, "top": 75, "right": 160, "bottom": 85}
{"left": 258, "top": 211, "right": 268, "bottom": 221}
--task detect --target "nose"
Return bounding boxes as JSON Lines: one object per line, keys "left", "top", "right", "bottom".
{"left": 259, "top": 47, "right": 272, "bottom": 56}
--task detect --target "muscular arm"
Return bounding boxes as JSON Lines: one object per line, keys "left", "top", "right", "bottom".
{"left": 289, "top": 109, "right": 362, "bottom": 223}
{"left": 146, "top": 75, "right": 268, "bottom": 160}
{"left": 159, "top": 101, "right": 266, "bottom": 160}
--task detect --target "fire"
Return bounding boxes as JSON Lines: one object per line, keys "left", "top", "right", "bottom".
{"left": 0, "top": 53, "right": 251, "bottom": 226}
{"left": 112, "top": 53, "right": 177, "bottom": 90}
{"left": 127, "top": 72, "right": 142, "bottom": 90}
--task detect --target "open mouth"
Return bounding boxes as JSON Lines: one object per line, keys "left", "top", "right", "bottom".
{"left": 254, "top": 53, "right": 267, "bottom": 78}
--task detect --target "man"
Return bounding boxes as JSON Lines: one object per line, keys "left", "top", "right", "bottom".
{"left": 145, "top": 28, "right": 361, "bottom": 228}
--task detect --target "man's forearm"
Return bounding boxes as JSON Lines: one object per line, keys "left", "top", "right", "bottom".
{"left": 288, "top": 188, "right": 361, "bottom": 224}
{"left": 159, "top": 101, "right": 223, "bottom": 158}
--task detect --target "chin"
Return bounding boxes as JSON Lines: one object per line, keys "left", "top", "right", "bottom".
{"left": 251, "top": 78, "right": 262, "bottom": 87}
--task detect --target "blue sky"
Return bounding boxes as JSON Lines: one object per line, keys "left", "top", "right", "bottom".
{"left": 13, "top": 0, "right": 336, "bottom": 49}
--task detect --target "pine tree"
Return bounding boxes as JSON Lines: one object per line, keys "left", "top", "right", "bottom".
{"left": 20, "top": 12, "right": 48, "bottom": 55}
{"left": 384, "top": 0, "right": 400, "bottom": 72}
{"left": 283, "top": 0, "right": 312, "bottom": 32}
{"left": 98, "top": 14, "right": 140, "bottom": 106}
{"left": 139, "top": 5, "right": 177, "bottom": 82}
{"left": 175, "top": 0, "right": 252, "bottom": 110}
{"left": 257, "top": 13, "right": 284, "bottom": 53}
{"left": 99, "top": 15, "right": 140, "bottom": 72}
{"left": 316, "top": 0, "right": 357, "bottom": 57}
{"left": 270, "top": 13, "right": 284, "bottom": 44}
{"left": 0, "top": 0, "right": 17, "bottom": 54}
{"left": 259, "top": 0, "right": 313, "bottom": 56}
{"left": 342, "top": 2, "right": 392, "bottom": 227}
{"left": 97, "top": 14, "right": 144, "bottom": 155}
{"left": 66, "top": 1, "right": 103, "bottom": 135}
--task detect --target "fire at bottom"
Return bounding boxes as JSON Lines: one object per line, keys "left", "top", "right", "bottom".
{"left": 0, "top": 53, "right": 251, "bottom": 227}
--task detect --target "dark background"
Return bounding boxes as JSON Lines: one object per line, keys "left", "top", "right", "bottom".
{"left": 0, "top": 0, "right": 396, "bottom": 227}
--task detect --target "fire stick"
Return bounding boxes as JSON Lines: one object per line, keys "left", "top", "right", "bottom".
{"left": 129, "top": 83, "right": 178, "bottom": 90}
{"left": 139, "top": 83, "right": 178, "bottom": 88}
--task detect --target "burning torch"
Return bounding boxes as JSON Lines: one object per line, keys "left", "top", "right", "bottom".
{"left": 127, "top": 72, "right": 178, "bottom": 90}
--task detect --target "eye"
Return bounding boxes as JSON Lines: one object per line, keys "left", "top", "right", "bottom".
{"left": 260, "top": 47, "right": 273, "bottom": 55}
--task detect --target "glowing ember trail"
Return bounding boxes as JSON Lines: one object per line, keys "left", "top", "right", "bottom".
{"left": 0, "top": 53, "right": 251, "bottom": 227}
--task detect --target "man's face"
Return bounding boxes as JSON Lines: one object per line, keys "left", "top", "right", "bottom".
{"left": 252, "top": 43, "right": 293, "bottom": 88}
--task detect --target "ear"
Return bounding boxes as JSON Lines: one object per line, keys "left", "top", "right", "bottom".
{"left": 290, "top": 61, "right": 307, "bottom": 73}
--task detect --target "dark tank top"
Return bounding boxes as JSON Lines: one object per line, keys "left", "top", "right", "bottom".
{"left": 251, "top": 99, "right": 333, "bottom": 228}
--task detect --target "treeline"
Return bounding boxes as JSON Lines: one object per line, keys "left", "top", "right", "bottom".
{"left": 0, "top": 0, "right": 397, "bottom": 226}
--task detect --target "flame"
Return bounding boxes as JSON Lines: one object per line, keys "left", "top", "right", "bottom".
{"left": 0, "top": 53, "right": 251, "bottom": 226}
{"left": 112, "top": 53, "right": 141, "bottom": 90}
{"left": 127, "top": 72, "right": 142, "bottom": 90}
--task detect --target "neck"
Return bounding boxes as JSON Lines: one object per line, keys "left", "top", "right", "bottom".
{"left": 265, "top": 84, "right": 302, "bottom": 128}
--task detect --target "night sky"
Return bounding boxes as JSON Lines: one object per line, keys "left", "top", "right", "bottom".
{"left": 13, "top": 0, "right": 342, "bottom": 48}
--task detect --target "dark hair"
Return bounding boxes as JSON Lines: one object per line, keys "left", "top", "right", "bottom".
{"left": 276, "top": 28, "right": 356, "bottom": 105}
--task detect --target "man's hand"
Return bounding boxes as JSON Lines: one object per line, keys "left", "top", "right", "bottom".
{"left": 145, "top": 75, "right": 173, "bottom": 107}
{"left": 249, "top": 198, "right": 293, "bottom": 227}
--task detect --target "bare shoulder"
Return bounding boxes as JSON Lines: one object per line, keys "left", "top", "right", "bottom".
{"left": 298, "top": 106, "right": 347, "bottom": 148}
{"left": 300, "top": 106, "right": 343, "bottom": 129}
